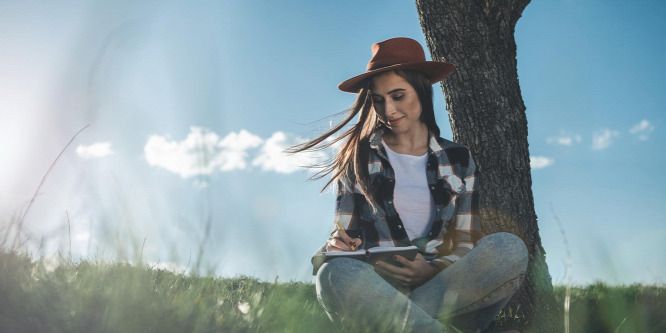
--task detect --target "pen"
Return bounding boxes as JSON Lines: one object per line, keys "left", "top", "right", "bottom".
{"left": 334, "top": 222, "right": 356, "bottom": 251}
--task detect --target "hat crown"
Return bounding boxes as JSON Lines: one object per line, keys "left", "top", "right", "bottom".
{"left": 338, "top": 36, "right": 454, "bottom": 93}
{"left": 366, "top": 37, "right": 426, "bottom": 71}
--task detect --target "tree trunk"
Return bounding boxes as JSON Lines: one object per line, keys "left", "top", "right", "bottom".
{"left": 416, "top": 1, "right": 562, "bottom": 332}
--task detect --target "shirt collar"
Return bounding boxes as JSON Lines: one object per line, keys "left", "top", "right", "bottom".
{"left": 369, "top": 126, "right": 444, "bottom": 154}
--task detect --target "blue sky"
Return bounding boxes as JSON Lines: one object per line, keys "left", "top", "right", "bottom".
{"left": 1, "top": 0, "right": 664, "bottom": 285}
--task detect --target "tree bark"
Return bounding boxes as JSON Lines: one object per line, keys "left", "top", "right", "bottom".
{"left": 415, "top": 1, "right": 562, "bottom": 332}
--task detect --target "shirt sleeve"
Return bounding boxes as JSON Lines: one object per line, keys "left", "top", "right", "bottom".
{"left": 311, "top": 175, "right": 364, "bottom": 274}
{"left": 331, "top": 175, "right": 364, "bottom": 237}
{"left": 430, "top": 152, "right": 482, "bottom": 271}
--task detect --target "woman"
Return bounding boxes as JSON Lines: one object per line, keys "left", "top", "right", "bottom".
{"left": 289, "top": 37, "right": 528, "bottom": 333}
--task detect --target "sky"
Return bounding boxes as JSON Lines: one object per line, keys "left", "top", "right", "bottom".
{"left": 1, "top": 0, "right": 664, "bottom": 285}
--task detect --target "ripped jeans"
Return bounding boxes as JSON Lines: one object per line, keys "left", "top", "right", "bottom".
{"left": 315, "top": 232, "right": 529, "bottom": 333}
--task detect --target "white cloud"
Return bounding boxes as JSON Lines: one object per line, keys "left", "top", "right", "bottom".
{"left": 530, "top": 156, "right": 555, "bottom": 169}
{"left": 214, "top": 130, "right": 265, "bottom": 172}
{"left": 591, "top": 129, "right": 620, "bottom": 150}
{"left": 144, "top": 127, "right": 336, "bottom": 179}
{"left": 629, "top": 119, "right": 654, "bottom": 140}
{"left": 144, "top": 127, "right": 262, "bottom": 178}
{"left": 546, "top": 132, "right": 582, "bottom": 146}
{"left": 76, "top": 142, "right": 114, "bottom": 158}
{"left": 219, "top": 130, "right": 265, "bottom": 150}
{"left": 252, "top": 131, "right": 329, "bottom": 174}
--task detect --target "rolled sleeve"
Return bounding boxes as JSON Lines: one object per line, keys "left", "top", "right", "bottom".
{"left": 311, "top": 176, "right": 364, "bottom": 275}
{"left": 431, "top": 152, "right": 482, "bottom": 270}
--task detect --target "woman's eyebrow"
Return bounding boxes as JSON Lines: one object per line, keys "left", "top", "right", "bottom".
{"left": 387, "top": 88, "right": 406, "bottom": 94}
{"left": 372, "top": 88, "right": 406, "bottom": 96}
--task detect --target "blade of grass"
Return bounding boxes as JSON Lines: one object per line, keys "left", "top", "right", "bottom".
{"left": 12, "top": 124, "right": 90, "bottom": 249}
{"left": 67, "top": 210, "right": 72, "bottom": 261}
{"left": 551, "top": 203, "right": 571, "bottom": 333}
{"left": 614, "top": 317, "right": 627, "bottom": 333}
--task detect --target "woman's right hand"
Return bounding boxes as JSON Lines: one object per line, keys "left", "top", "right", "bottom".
{"left": 326, "top": 228, "right": 363, "bottom": 252}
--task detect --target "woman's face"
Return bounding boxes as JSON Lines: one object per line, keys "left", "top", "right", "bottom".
{"left": 370, "top": 71, "right": 423, "bottom": 135}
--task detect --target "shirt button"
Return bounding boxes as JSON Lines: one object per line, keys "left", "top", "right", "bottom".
{"left": 388, "top": 200, "right": 392, "bottom": 204}
{"left": 430, "top": 186, "right": 435, "bottom": 190}
{"left": 428, "top": 232, "right": 432, "bottom": 236}
{"left": 398, "top": 225, "right": 402, "bottom": 229}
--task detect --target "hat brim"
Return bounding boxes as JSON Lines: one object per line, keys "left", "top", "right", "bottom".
{"left": 337, "top": 61, "right": 456, "bottom": 93}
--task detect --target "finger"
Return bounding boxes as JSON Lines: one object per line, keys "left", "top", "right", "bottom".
{"left": 326, "top": 238, "right": 351, "bottom": 252}
{"left": 337, "top": 229, "right": 354, "bottom": 246}
{"left": 375, "top": 260, "right": 408, "bottom": 276}
{"left": 373, "top": 263, "right": 400, "bottom": 280}
{"left": 392, "top": 255, "right": 413, "bottom": 268}
{"left": 374, "top": 264, "right": 410, "bottom": 284}
{"left": 331, "top": 228, "right": 350, "bottom": 241}
{"left": 326, "top": 243, "right": 349, "bottom": 252}
{"left": 331, "top": 229, "right": 354, "bottom": 248}
{"left": 328, "top": 237, "right": 349, "bottom": 250}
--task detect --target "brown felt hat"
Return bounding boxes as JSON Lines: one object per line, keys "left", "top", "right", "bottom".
{"left": 338, "top": 37, "right": 456, "bottom": 93}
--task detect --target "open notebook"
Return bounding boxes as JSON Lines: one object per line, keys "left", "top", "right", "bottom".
{"left": 312, "top": 246, "right": 419, "bottom": 274}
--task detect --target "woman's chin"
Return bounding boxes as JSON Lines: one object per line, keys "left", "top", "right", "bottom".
{"left": 386, "top": 124, "right": 414, "bottom": 135}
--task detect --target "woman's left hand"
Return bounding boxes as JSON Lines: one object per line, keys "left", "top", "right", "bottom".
{"left": 374, "top": 253, "right": 438, "bottom": 288}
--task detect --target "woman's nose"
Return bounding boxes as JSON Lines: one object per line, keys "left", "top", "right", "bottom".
{"left": 385, "top": 100, "right": 398, "bottom": 117}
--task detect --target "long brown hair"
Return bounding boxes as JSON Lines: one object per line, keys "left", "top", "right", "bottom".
{"left": 286, "top": 69, "right": 440, "bottom": 211}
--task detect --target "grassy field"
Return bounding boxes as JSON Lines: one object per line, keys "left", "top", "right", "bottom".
{"left": 1, "top": 251, "right": 665, "bottom": 333}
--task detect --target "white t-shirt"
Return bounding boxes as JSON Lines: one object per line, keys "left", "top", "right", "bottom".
{"left": 382, "top": 140, "right": 437, "bottom": 240}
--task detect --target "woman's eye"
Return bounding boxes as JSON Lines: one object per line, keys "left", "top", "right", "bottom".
{"left": 393, "top": 95, "right": 404, "bottom": 100}
{"left": 373, "top": 99, "right": 384, "bottom": 104}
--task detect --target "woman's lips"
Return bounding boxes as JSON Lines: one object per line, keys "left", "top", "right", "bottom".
{"left": 388, "top": 117, "right": 404, "bottom": 126}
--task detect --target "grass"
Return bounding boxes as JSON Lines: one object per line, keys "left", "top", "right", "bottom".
{"left": 552, "top": 283, "right": 666, "bottom": 333}
{"left": 3, "top": 128, "right": 664, "bottom": 332}
{"left": 0, "top": 251, "right": 333, "bottom": 333}
{"left": 1, "top": 250, "right": 665, "bottom": 333}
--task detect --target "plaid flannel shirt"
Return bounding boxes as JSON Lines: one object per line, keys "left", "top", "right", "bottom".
{"left": 312, "top": 126, "right": 482, "bottom": 275}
